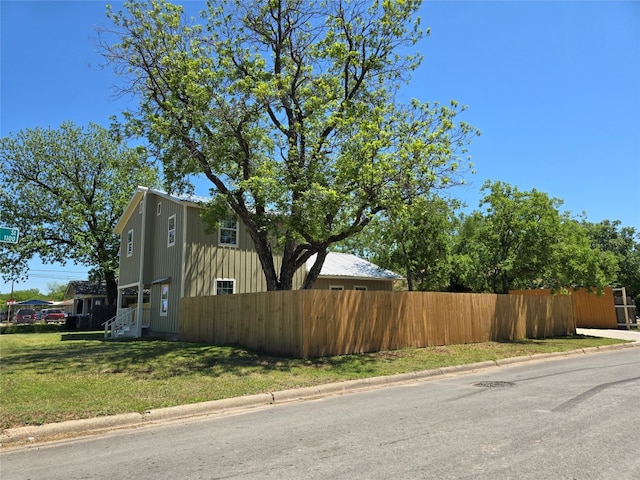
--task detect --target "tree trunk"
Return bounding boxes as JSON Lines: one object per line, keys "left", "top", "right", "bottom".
{"left": 104, "top": 270, "right": 118, "bottom": 306}
{"left": 301, "top": 249, "right": 328, "bottom": 290}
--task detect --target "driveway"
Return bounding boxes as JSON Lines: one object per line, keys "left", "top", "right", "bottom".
{"left": 577, "top": 327, "right": 640, "bottom": 342}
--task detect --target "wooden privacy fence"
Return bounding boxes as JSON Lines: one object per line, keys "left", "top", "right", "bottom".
{"left": 510, "top": 288, "right": 618, "bottom": 329}
{"left": 179, "top": 291, "right": 575, "bottom": 358}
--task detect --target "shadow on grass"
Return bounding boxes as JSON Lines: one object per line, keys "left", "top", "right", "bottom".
{"left": 499, "top": 335, "right": 589, "bottom": 345}
{"left": 1, "top": 330, "right": 378, "bottom": 380}
{"left": 61, "top": 332, "right": 105, "bottom": 341}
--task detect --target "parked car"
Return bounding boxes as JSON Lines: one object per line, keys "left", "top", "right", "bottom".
{"left": 15, "top": 308, "right": 37, "bottom": 324}
{"left": 41, "top": 308, "right": 65, "bottom": 323}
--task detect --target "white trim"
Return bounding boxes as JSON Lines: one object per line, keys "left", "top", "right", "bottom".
{"left": 136, "top": 191, "right": 147, "bottom": 337}
{"left": 319, "top": 275, "right": 396, "bottom": 282}
{"left": 157, "top": 202, "right": 162, "bottom": 216}
{"left": 181, "top": 204, "right": 187, "bottom": 298}
{"left": 329, "top": 285, "right": 344, "bottom": 291}
{"left": 114, "top": 186, "right": 206, "bottom": 235}
{"left": 159, "top": 283, "right": 169, "bottom": 316}
{"left": 354, "top": 285, "right": 368, "bottom": 291}
{"left": 215, "top": 278, "right": 236, "bottom": 295}
{"left": 126, "top": 229, "right": 134, "bottom": 257}
{"left": 167, "top": 214, "right": 176, "bottom": 247}
{"left": 218, "top": 217, "right": 239, "bottom": 247}
{"left": 117, "top": 281, "right": 141, "bottom": 290}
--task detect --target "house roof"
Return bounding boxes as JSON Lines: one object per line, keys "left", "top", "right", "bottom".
{"left": 64, "top": 281, "right": 147, "bottom": 299}
{"left": 114, "top": 186, "right": 208, "bottom": 235}
{"left": 65, "top": 281, "right": 108, "bottom": 298}
{"left": 308, "top": 252, "right": 403, "bottom": 280}
{"left": 14, "top": 299, "right": 53, "bottom": 306}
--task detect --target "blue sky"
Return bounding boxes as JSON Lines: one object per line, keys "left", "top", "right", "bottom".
{"left": 1, "top": 0, "right": 639, "bottom": 295}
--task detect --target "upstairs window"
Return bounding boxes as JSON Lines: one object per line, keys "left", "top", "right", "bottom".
{"left": 219, "top": 216, "right": 238, "bottom": 247}
{"left": 216, "top": 279, "right": 235, "bottom": 295}
{"left": 167, "top": 215, "right": 176, "bottom": 247}
{"left": 127, "top": 229, "right": 134, "bottom": 257}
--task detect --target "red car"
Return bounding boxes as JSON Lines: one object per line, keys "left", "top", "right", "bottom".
{"left": 15, "top": 308, "right": 37, "bottom": 324}
{"left": 42, "top": 308, "right": 66, "bottom": 323}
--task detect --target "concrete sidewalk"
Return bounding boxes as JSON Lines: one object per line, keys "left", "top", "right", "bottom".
{"left": 2, "top": 331, "right": 638, "bottom": 448}
{"left": 577, "top": 327, "right": 640, "bottom": 342}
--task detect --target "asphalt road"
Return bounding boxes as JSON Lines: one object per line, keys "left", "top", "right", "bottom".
{"left": 2, "top": 348, "right": 639, "bottom": 480}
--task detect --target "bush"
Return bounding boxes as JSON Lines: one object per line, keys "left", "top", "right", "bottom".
{"left": 0, "top": 323, "right": 63, "bottom": 334}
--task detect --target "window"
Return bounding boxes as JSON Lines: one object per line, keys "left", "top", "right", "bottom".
{"left": 157, "top": 202, "right": 162, "bottom": 216}
{"left": 354, "top": 286, "right": 367, "bottom": 291}
{"left": 127, "top": 229, "right": 134, "bottom": 257}
{"left": 139, "top": 201, "right": 143, "bottom": 214}
{"left": 216, "top": 279, "right": 235, "bottom": 295}
{"left": 330, "top": 285, "right": 344, "bottom": 291}
{"left": 167, "top": 214, "right": 176, "bottom": 247}
{"left": 219, "top": 216, "right": 238, "bottom": 247}
{"left": 160, "top": 284, "right": 169, "bottom": 316}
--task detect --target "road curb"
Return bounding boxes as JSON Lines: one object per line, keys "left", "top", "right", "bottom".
{"left": 2, "top": 339, "right": 638, "bottom": 448}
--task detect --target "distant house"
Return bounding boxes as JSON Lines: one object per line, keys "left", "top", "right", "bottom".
{"left": 64, "top": 281, "right": 109, "bottom": 318}
{"left": 64, "top": 280, "right": 148, "bottom": 329}
{"left": 306, "top": 252, "right": 402, "bottom": 291}
{"left": 111, "top": 186, "right": 402, "bottom": 338}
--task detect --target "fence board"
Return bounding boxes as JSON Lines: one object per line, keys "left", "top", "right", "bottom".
{"left": 510, "top": 288, "right": 617, "bottom": 329}
{"left": 181, "top": 291, "right": 575, "bottom": 357}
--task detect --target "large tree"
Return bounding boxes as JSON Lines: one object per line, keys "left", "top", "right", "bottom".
{"left": 452, "top": 181, "right": 618, "bottom": 294}
{"left": 101, "top": 0, "right": 479, "bottom": 290}
{"left": 0, "top": 121, "right": 159, "bottom": 304}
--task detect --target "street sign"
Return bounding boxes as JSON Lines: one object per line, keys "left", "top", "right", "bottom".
{"left": 0, "top": 226, "right": 19, "bottom": 244}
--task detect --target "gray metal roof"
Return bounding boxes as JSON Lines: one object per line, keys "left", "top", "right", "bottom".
{"left": 308, "top": 252, "right": 403, "bottom": 280}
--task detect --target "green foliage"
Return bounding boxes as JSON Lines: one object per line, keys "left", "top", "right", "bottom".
{"left": 101, "top": 0, "right": 480, "bottom": 290}
{"left": 581, "top": 219, "right": 640, "bottom": 299}
{"left": 452, "top": 181, "right": 620, "bottom": 294}
{"left": 0, "top": 122, "right": 160, "bottom": 303}
{"left": 0, "top": 289, "right": 44, "bottom": 311}
{"left": 0, "top": 323, "right": 63, "bottom": 334}
{"left": 340, "top": 196, "right": 457, "bottom": 291}
{"left": 45, "top": 282, "right": 68, "bottom": 301}
{"left": 339, "top": 180, "right": 636, "bottom": 296}
{"left": 544, "top": 218, "right": 618, "bottom": 294}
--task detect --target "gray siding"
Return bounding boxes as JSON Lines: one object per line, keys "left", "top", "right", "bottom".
{"left": 183, "top": 206, "right": 268, "bottom": 296}
{"left": 145, "top": 193, "right": 183, "bottom": 333}
{"left": 118, "top": 198, "right": 144, "bottom": 286}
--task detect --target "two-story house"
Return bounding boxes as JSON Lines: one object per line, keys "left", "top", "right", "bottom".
{"left": 111, "top": 186, "right": 402, "bottom": 338}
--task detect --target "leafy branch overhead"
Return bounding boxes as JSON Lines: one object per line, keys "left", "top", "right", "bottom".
{"left": 101, "top": 0, "right": 480, "bottom": 290}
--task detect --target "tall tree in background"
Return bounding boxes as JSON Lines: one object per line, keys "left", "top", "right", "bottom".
{"left": 0, "top": 122, "right": 159, "bottom": 304}
{"left": 582, "top": 219, "right": 640, "bottom": 300}
{"left": 341, "top": 196, "right": 457, "bottom": 291}
{"left": 101, "top": 0, "right": 479, "bottom": 290}
{"left": 456, "top": 181, "right": 563, "bottom": 294}
{"left": 452, "top": 181, "right": 619, "bottom": 294}
{"left": 543, "top": 217, "right": 618, "bottom": 293}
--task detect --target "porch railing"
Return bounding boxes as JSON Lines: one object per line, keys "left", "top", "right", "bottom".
{"left": 103, "top": 306, "right": 151, "bottom": 339}
{"left": 103, "top": 308, "right": 136, "bottom": 339}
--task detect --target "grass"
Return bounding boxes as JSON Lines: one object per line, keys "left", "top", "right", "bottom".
{"left": 0, "top": 330, "right": 628, "bottom": 431}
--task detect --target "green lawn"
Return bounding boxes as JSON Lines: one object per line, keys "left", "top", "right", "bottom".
{"left": 0, "top": 330, "right": 627, "bottom": 430}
